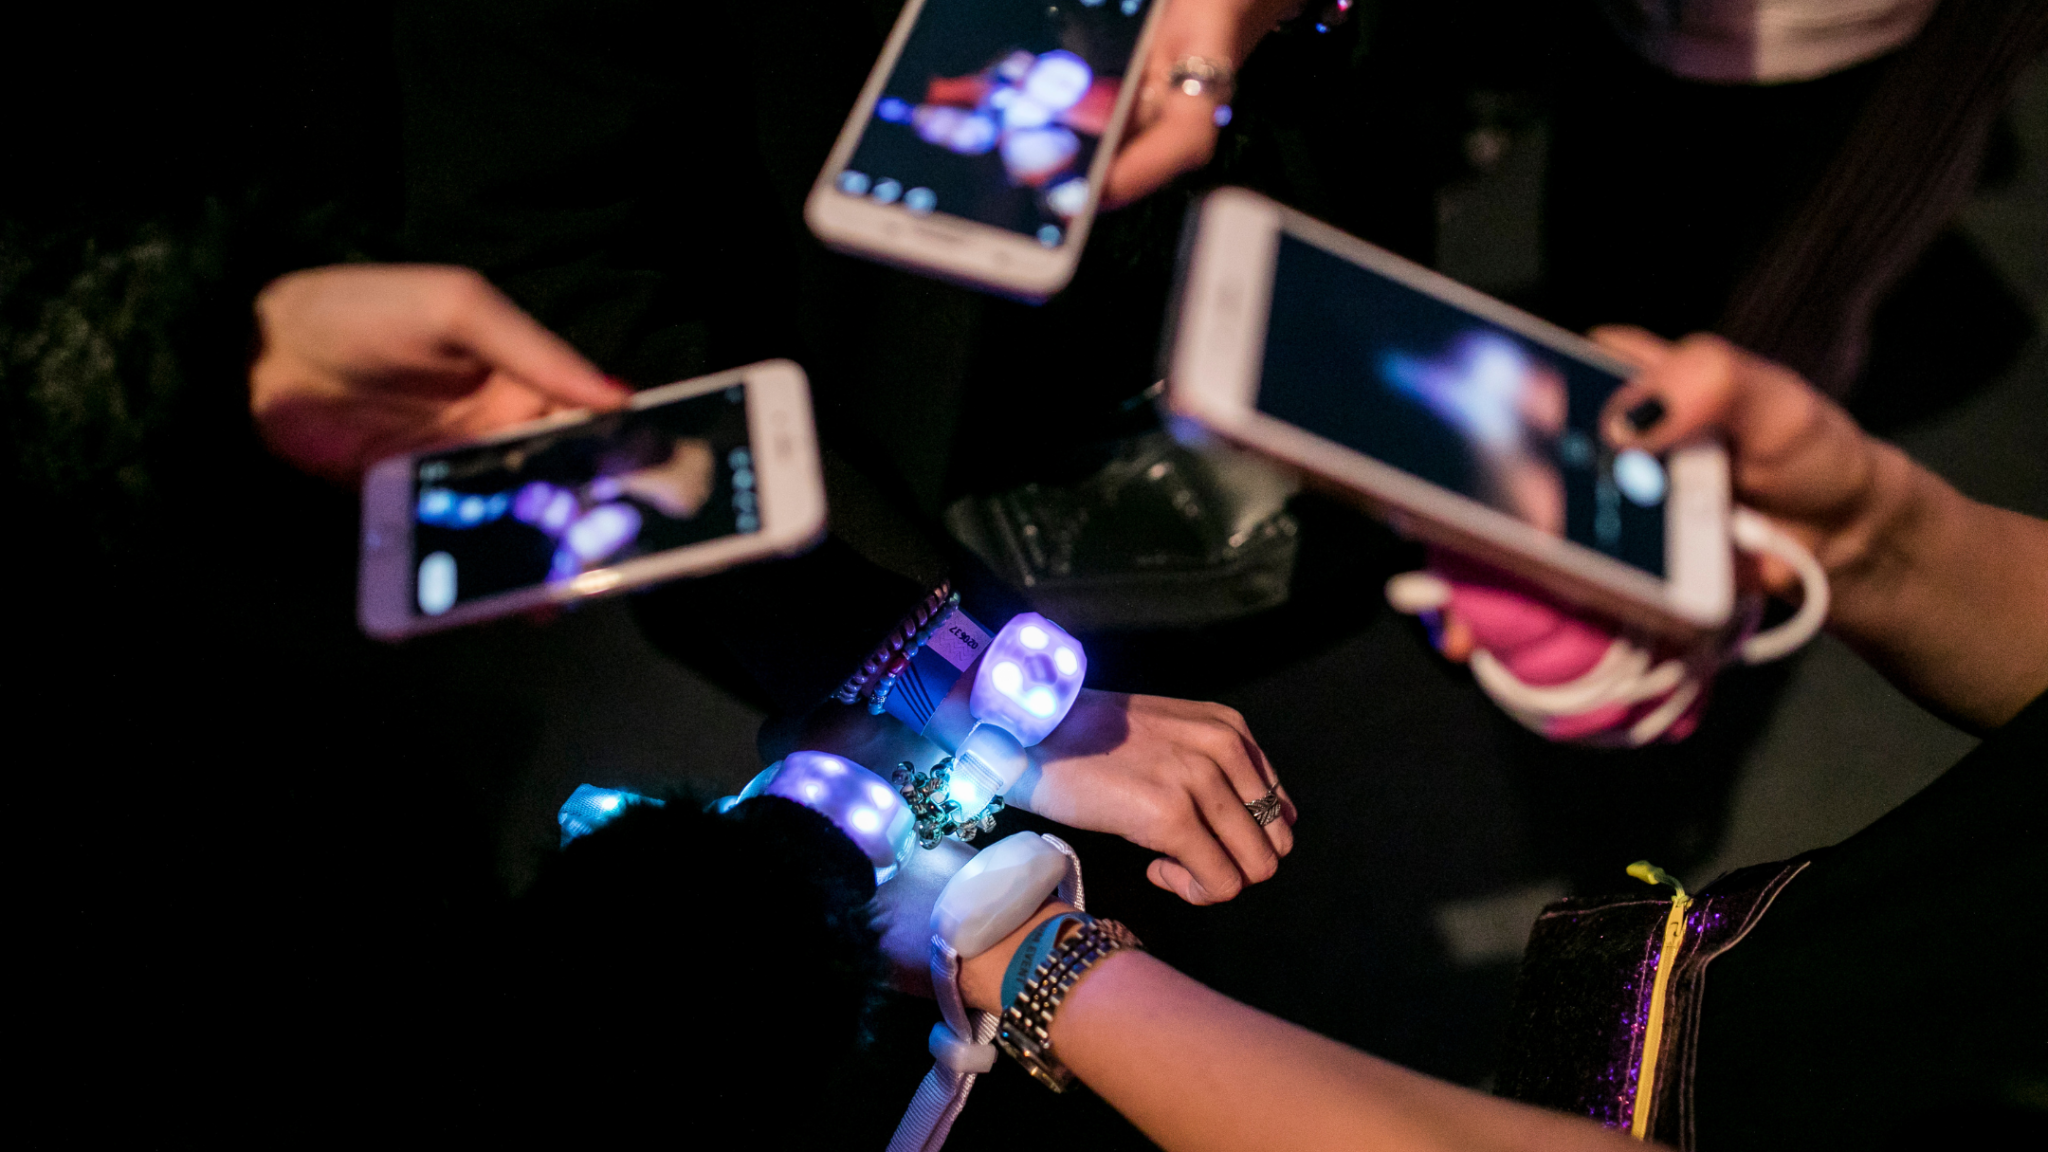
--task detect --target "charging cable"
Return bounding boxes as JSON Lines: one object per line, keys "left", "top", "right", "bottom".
{"left": 1387, "top": 506, "right": 1830, "bottom": 747}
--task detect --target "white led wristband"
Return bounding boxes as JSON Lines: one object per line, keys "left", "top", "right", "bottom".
{"left": 887, "top": 610, "right": 1093, "bottom": 848}
{"left": 720, "top": 751, "right": 919, "bottom": 883}
{"left": 886, "top": 832, "right": 1083, "bottom": 1152}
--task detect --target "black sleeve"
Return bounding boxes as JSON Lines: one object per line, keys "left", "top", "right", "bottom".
{"left": 397, "top": 0, "right": 789, "bottom": 382}
{"left": 1693, "top": 688, "right": 2048, "bottom": 1148}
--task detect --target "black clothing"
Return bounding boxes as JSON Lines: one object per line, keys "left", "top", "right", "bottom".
{"left": 1694, "top": 690, "right": 2048, "bottom": 1147}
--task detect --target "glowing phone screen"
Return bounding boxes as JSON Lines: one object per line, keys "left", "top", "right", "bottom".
{"left": 408, "top": 386, "right": 758, "bottom": 617}
{"left": 834, "top": 0, "right": 1154, "bottom": 247}
{"left": 1257, "top": 235, "right": 1669, "bottom": 578}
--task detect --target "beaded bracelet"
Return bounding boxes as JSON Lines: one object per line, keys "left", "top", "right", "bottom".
{"left": 834, "top": 582, "right": 954, "bottom": 705}
{"left": 868, "top": 592, "right": 961, "bottom": 716}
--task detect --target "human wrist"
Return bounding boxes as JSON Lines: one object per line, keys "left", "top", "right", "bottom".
{"left": 961, "top": 900, "right": 1078, "bottom": 1013}
{"left": 1819, "top": 440, "right": 1951, "bottom": 632}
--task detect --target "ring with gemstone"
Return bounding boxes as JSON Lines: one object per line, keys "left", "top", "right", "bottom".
{"left": 1245, "top": 786, "right": 1282, "bottom": 827}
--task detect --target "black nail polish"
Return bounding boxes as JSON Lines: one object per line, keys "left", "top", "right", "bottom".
{"left": 1624, "top": 396, "right": 1667, "bottom": 434}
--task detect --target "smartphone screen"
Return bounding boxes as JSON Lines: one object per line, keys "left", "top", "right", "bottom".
{"left": 833, "top": 0, "right": 1154, "bottom": 248}
{"left": 1257, "top": 235, "right": 1669, "bottom": 577}
{"left": 408, "top": 386, "right": 758, "bottom": 617}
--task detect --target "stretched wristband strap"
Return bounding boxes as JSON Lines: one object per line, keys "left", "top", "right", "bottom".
{"left": 886, "top": 834, "right": 1083, "bottom": 1152}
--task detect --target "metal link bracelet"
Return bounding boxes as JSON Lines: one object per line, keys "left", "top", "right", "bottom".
{"left": 995, "top": 918, "right": 1145, "bottom": 1091}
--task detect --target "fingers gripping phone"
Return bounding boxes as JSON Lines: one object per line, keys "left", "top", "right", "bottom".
{"left": 805, "top": 0, "right": 1165, "bottom": 302}
{"left": 359, "top": 361, "right": 826, "bottom": 640}
{"left": 1167, "top": 190, "right": 1733, "bottom": 635}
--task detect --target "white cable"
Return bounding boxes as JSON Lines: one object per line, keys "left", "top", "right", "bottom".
{"left": 886, "top": 836, "right": 1085, "bottom": 1152}
{"left": 1729, "top": 507, "right": 1830, "bottom": 664}
{"left": 1387, "top": 506, "right": 1830, "bottom": 744}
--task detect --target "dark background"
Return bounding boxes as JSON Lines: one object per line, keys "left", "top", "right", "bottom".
{"left": 6, "top": 0, "right": 2042, "bottom": 1143}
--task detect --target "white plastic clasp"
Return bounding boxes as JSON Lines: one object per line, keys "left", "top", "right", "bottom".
{"left": 928, "top": 1023, "right": 998, "bottom": 1075}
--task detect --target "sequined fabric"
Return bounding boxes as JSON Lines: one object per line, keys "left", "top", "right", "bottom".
{"left": 1494, "top": 859, "right": 1810, "bottom": 1148}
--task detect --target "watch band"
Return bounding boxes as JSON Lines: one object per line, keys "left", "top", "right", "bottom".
{"left": 995, "top": 918, "right": 1144, "bottom": 1092}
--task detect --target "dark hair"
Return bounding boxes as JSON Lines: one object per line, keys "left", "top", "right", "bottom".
{"left": 471, "top": 793, "right": 884, "bottom": 1142}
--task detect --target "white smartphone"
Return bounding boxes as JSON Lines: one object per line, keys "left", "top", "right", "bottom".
{"left": 805, "top": 0, "right": 1166, "bottom": 301}
{"left": 1167, "top": 189, "right": 1733, "bottom": 636}
{"left": 358, "top": 360, "right": 827, "bottom": 640}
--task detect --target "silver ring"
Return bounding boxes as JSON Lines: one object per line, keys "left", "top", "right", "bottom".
{"left": 1245, "top": 787, "right": 1282, "bottom": 827}
{"left": 1167, "top": 56, "right": 1235, "bottom": 104}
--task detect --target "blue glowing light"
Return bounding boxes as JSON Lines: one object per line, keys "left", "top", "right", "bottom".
{"left": 416, "top": 486, "right": 514, "bottom": 529}
{"left": 557, "top": 784, "right": 662, "bottom": 847}
{"left": 756, "top": 752, "right": 916, "bottom": 883}
{"left": 949, "top": 724, "right": 1029, "bottom": 817}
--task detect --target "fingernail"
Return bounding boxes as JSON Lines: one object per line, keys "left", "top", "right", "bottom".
{"left": 1623, "top": 396, "right": 1666, "bottom": 434}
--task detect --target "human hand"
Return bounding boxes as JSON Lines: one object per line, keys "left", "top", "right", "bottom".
{"left": 1101, "top": 0, "right": 1300, "bottom": 208}
{"left": 868, "top": 836, "right": 978, "bottom": 998}
{"left": 250, "top": 264, "right": 630, "bottom": 483}
{"left": 1010, "top": 690, "right": 1294, "bottom": 905}
{"left": 1589, "top": 328, "right": 2048, "bottom": 730}
{"left": 1591, "top": 328, "right": 1893, "bottom": 599}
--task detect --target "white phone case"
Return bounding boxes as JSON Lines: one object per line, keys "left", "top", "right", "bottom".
{"left": 803, "top": 0, "right": 1166, "bottom": 301}
{"left": 357, "top": 360, "right": 826, "bottom": 640}
{"left": 1167, "top": 189, "right": 1732, "bottom": 636}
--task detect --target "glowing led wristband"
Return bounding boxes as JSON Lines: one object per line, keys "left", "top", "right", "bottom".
{"left": 877, "top": 609, "right": 1089, "bottom": 850}
{"left": 969, "top": 613, "right": 1087, "bottom": 747}
{"left": 877, "top": 608, "right": 1088, "bottom": 751}
{"left": 557, "top": 783, "right": 662, "bottom": 846}
{"left": 730, "top": 751, "right": 918, "bottom": 883}
{"left": 558, "top": 754, "right": 917, "bottom": 883}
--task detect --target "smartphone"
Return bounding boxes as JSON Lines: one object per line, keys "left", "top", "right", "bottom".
{"left": 358, "top": 360, "right": 826, "bottom": 640}
{"left": 805, "top": 0, "right": 1166, "bottom": 301}
{"left": 1167, "top": 189, "right": 1733, "bottom": 635}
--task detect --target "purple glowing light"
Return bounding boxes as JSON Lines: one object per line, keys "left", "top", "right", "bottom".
{"left": 969, "top": 613, "right": 1086, "bottom": 747}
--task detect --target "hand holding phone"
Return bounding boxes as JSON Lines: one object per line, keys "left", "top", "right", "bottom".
{"left": 1168, "top": 189, "right": 1734, "bottom": 636}
{"left": 806, "top": 0, "right": 1167, "bottom": 300}
{"left": 358, "top": 361, "right": 826, "bottom": 639}
{"left": 1100, "top": 0, "right": 1300, "bottom": 207}
{"left": 251, "top": 265, "right": 629, "bottom": 484}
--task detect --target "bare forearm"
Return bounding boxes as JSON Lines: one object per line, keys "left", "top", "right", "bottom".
{"left": 959, "top": 917, "right": 1636, "bottom": 1152}
{"left": 1825, "top": 445, "right": 2048, "bottom": 732}
{"left": 1050, "top": 952, "right": 1641, "bottom": 1152}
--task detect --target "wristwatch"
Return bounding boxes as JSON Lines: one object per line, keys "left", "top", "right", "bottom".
{"left": 995, "top": 918, "right": 1144, "bottom": 1091}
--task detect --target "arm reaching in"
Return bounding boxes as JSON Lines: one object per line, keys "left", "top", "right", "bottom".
{"left": 1593, "top": 328, "right": 2048, "bottom": 731}
{"left": 249, "top": 264, "right": 630, "bottom": 483}
{"left": 1101, "top": 0, "right": 1302, "bottom": 208}
{"left": 943, "top": 902, "right": 1645, "bottom": 1152}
